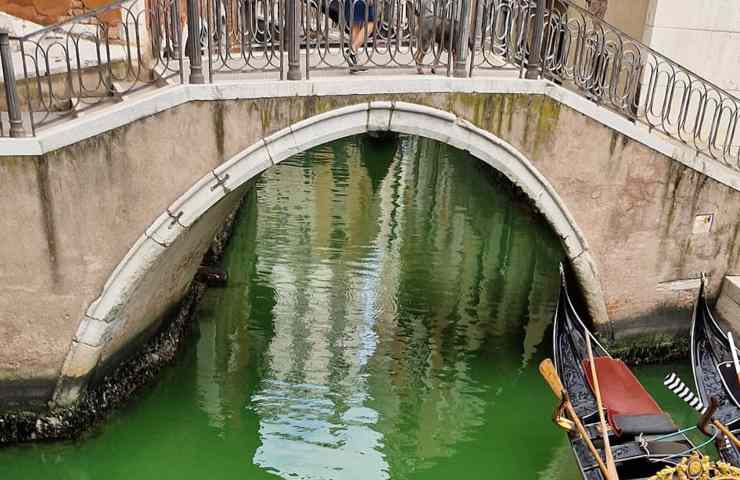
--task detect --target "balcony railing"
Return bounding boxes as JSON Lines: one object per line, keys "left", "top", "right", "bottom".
{"left": 0, "top": 0, "right": 738, "bottom": 171}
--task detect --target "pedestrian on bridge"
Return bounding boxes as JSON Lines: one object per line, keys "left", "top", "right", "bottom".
{"left": 343, "top": 0, "right": 376, "bottom": 72}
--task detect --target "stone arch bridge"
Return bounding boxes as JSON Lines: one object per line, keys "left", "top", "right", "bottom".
{"left": 2, "top": 76, "right": 740, "bottom": 409}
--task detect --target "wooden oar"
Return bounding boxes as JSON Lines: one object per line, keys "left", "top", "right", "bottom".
{"left": 539, "top": 359, "right": 612, "bottom": 479}
{"left": 585, "top": 331, "right": 619, "bottom": 480}
{"left": 698, "top": 397, "right": 740, "bottom": 450}
{"left": 664, "top": 372, "right": 740, "bottom": 450}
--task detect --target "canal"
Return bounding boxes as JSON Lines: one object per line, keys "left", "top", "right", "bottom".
{"left": 1, "top": 135, "right": 700, "bottom": 479}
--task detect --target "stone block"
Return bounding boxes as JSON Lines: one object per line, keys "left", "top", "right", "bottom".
{"left": 367, "top": 101, "right": 393, "bottom": 131}
{"left": 74, "top": 315, "right": 112, "bottom": 347}
{"left": 60, "top": 341, "right": 102, "bottom": 379}
{"left": 264, "top": 127, "right": 302, "bottom": 165}
{"left": 166, "top": 172, "right": 227, "bottom": 229}
{"left": 287, "top": 103, "right": 368, "bottom": 155}
{"left": 215, "top": 143, "right": 272, "bottom": 192}
{"left": 648, "top": 0, "right": 740, "bottom": 33}
{"left": 717, "top": 295, "right": 740, "bottom": 331}
{"left": 722, "top": 276, "right": 740, "bottom": 305}
{"left": 716, "top": 277, "right": 740, "bottom": 333}
{"left": 87, "top": 235, "right": 167, "bottom": 321}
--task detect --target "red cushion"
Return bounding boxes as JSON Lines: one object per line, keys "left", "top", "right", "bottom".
{"left": 582, "top": 357, "right": 664, "bottom": 434}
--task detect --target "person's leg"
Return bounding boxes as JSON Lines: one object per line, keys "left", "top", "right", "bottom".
{"left": 366, "top": 21, "right": 375, "bottom": 41}
{"left": 351, "top": 22, "right": 375, "bottom": 51}
{"left": 351, "top": 24, "right": 364, "bottom": 52}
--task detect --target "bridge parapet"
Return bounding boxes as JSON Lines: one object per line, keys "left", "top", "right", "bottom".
{"left": 0, "top": 0, "right": 738, "bottom": 171}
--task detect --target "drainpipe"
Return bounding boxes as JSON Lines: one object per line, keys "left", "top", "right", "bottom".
{"left": 0, "top": 29, "right": 25, "bottom": 137}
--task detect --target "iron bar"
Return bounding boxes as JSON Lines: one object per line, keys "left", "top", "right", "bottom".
{"left": 525, "top": 0, "right": 545, "bottom": 79}
{"left": 453, "top": 0, "right": 471, "bottom": 77}
{"left": 0, "top": 30, "right": 25, "bottom": 137}
{"left": 287, "top": 0, "right": 301, "bottom": 79}
{"left": 467, "top": 0, "right": 483, "bottom": 77}
{"left": 187, "top": 0, "right": 205, "bottom": 83}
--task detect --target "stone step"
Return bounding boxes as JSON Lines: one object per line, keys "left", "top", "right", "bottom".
{"left": 716, "top": 276, "right": 740, "bottom": 329}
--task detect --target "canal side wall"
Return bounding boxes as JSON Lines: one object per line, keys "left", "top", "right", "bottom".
{"left": 1, "top": 77, "right": 739, "bottom": 409}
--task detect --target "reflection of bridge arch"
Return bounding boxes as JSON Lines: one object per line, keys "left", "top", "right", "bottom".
{"left": 54, "top": 101, "right": 607, "bottom": 406}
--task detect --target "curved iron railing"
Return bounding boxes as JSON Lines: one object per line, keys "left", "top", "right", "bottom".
{"left": 0, "top": 0, "right": 738, "bottom": 170}
{"left": 1, "top": 0, "right": 183, "bottom": 135}
{"left": 538, "top": 0, "right": 739, "bottom": 169}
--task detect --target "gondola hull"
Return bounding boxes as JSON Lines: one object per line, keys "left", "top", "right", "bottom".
{"left": 690, "top": 279, "right": 740, "bottom": 465}
{"left": 552, "top": 270, "right": 696, "bottom": 479}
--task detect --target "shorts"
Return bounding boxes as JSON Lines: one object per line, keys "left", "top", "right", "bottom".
{"left": 343, "top": 0, "right": 375, "bottom": 24}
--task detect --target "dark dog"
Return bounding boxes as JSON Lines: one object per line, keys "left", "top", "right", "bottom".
{"left": 413, "top": 15, "right": 461, "bottom": 74}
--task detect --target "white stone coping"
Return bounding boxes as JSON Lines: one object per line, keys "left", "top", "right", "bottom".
{"left": 2, "top": 75, "right": 739, "bottom": 193}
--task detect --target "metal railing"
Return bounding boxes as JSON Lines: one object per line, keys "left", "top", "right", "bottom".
{"left": 0, "top": 0, "right": 182, "bottom": 136}
{"left": 0, "top": 0, "right": 738, "bottom": 170}
{"left": 540, "top": 1, "right": 739, "bottom": 168}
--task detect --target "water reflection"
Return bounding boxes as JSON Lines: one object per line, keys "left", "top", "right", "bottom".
{"left": 196, "top": 135, "right": 565, "bottom": 479}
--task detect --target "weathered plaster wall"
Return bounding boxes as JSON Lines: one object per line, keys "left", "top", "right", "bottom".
{"left": 2, "top": 91, "right": 740, "bottom": 408}
{"left": 0, "top": 103, "right": 233, "bottom": 407}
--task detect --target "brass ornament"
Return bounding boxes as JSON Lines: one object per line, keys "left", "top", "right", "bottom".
{"left": 649, "top": 453, "right": 740, "bottom": 480}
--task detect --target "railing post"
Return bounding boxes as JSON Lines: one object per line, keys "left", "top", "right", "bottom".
{"left": 453, "top": 0, "right": 471, "bottom": 77}
{"left": 525, "top": 0, "right": 545, "bottom": 80}
{"left": 171, "top": 0, "right": 182, "bottom": 60}
{"left": 286, "top": 0, "right": 301, "bottom": 80}
{"left": 186, "top": 0, "right": 204, "bottom": 83}
{"left": 0, "top": 31, "right": 25, "bottom": 137}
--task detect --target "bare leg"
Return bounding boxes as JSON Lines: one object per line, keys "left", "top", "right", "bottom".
{"left": 351, "top": 21, "right": 375, "bottom": 52}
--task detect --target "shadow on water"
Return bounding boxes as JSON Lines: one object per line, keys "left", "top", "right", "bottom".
{"left": 0, "top": 134, "right": 702, "bottom": 480}
{"left": 359, "top": 134, "right": 399, "bottom": 193}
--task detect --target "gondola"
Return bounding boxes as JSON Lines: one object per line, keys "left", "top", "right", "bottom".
{"left": 552, "top": 269, "right": 697, "bottom": 479}
{"left": 690, "top": 276, "right": 740, "bottom": 465}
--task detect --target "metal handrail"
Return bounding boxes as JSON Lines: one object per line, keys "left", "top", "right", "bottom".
{"left": 0, "top": 0, "right": 738, "bottom": 170}
{"left": 544, "top": 0, "right": 739, "bottom": 167}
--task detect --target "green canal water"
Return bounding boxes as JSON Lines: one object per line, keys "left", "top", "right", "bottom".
{"left": 1, "top": 135, "right": 701, "bottom": 479}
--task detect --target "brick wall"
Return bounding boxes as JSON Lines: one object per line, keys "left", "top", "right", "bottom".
{"left": 0, "top": 0, "right": 119, "bottom": 26}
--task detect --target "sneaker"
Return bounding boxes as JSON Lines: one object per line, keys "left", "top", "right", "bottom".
{"left": 345, "top": 48, "right": 368, "bottom": 73}
{"left": 344, "top": 48, "right": 358, "bottom": 66}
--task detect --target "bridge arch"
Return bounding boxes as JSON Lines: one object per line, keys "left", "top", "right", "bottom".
{"left": 53, "top": 101, "right": 608, "bottom": 406}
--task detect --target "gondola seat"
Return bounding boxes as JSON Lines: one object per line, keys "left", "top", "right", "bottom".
{"left": 582, "top": 357, "right": 678, "bottom": 436}
{"left": 611, "top": 414, "right": 677, "bottom": 435}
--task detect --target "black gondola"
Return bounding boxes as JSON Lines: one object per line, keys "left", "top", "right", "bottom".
{"left": 690, "top": 276, "right": 740, "bottom": 465}
{"left": 553, "top": 269, "right": 696, "bottom": 479}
